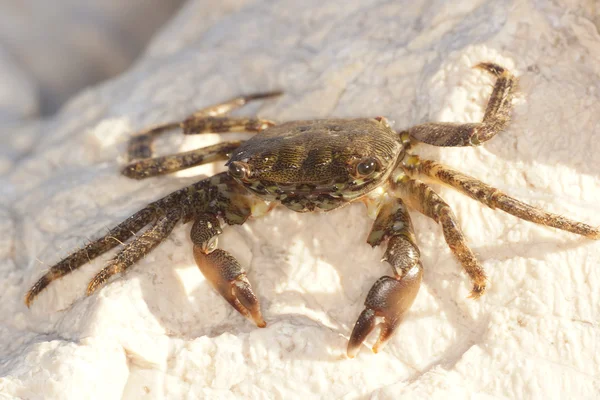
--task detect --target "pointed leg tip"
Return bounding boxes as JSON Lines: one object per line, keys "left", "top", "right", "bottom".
{"left": 373, "top": 332, "right": 392, "bottom": 355}
{"left": 473, "top": 62, "right": 506, "bottom": 77}
{"left": 24, "top": 276, "right": 50, "bottom": 308}
{"left": 372, "top": 340, "right": 385, "bottom": 354}
{"left": 245, "top": 91, "right": 284, "bottom": 101}
{"left": 468, "top": 284, "right": 486, "bottom": 299}
{"left": 255, "top": 318, "right": 267, "bottom": 328}
{"left": 86, "top": 282, "right": 98, "bottom": 297}
{"left": 268, "top": 90, "right": 284, "bottom": 98}
{"left": 246, "top": 309, "right": 267, "bottom": 328}
{"left": 120, "top": 165, "right": 146, "bottom": 180}
{"left": 346, "top": 347, "right": 359, "bottom": 359}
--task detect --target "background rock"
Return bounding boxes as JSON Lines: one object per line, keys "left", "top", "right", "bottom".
{"left": 0, "top": 0, "right": 184, "bottom": 118}
{"left": 1, "top": 0, "right": 599, "bottom": 398}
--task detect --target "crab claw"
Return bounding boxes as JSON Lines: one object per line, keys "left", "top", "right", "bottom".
{"left": 347, "top": 263, "right": 422, "bottom": 358}
{"left": 193, "top": 247, "right": 266, "bottom": 327}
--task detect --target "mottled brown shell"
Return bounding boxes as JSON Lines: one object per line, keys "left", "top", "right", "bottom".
{"left": 228, "top": 118, "right": 403, "bottom": 184}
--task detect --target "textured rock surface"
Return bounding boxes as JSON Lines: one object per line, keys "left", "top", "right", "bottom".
{"left": 1, "top": 0, "right": 600, "bottom": 398}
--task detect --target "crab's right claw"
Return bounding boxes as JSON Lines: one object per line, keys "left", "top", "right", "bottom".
{"left": 193, "top": 247, "right": 266, "bottom": 328}
{"left": 347, "top": 263, "right": 422, "bottom": 358}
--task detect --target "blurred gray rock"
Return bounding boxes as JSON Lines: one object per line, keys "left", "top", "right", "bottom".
{"left": 0, "top": 0, "right": 184, "bottom": 118}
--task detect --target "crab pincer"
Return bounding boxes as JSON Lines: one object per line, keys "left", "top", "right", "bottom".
{"left": 193, "top": 249, "right": 266, "bottom": 327}
{"left": 191, "top": 214, "right": 266, "bottom": 327}
{"left": 347, "top": 261, "right": 422, "bottom": 358}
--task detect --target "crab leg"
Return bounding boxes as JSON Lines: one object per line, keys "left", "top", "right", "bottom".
{"left": 24, "top": 206, "right": 158, "bottom": 307}
{"left": 406, "top": 63, "right": 516, "bottom": 147}
{"left": 122, "top": 141, "right": 243, "bottom": 179}
{"left": 87, "top": 207, "right": 182, "bottom": 295}
{"left": 181, "top": 116, "right": 276, "bottom": 135}
{"left": 187, "top": 91, "right": 283, "bottom": 119}
{"left": 128, "top": 116, "right": 275, "bottom": 162}
{"left": 25, "top": 172, "right": 260, "bottom": 307}
{"left": 391, "top": 173, "right": 487, "bottom": 298}
{"left": 405, "top": 157, "right": 600, "bottom": 239}
{"left": 348, "top": 197, "right": 423, "bottom": 358}
{"left": 25, "top": 182, "right": 193, "bottom": 306}
{"left": 127, "top": 91, "right": 281, "bottom": 161}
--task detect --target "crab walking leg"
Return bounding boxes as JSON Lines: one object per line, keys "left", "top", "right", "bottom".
{"left": 406, "top": 63, "right": 517, "bottom": 147}
{"left": 87, "top": 208, "right": 182, "bottom": 295}
{"left": 188, "top": 91, "right": 283, "bottom": 119}
{"left": 181, "top": 116, "right": 276, "bottom": 135}
{"left": 25, "top": 172, "right": 249, "bottom": 306}
{"left": 122, "top": 141, "right": 243, "bottom": 179}
{"left": 85, "top": 171, "right": 259, "bottom": 295}
{"left": 407, "top": 157, "right": 600, "bottom": 239}
{"left": 127, "top": 91, "right": 282, "bottom": 161}
{"left": 347, "top": 198, "right": 423, "bottom": 358}
{"left": 128, "top": 117, "right": 276, "bottom": 161}
{"left": 24, "top": 206, "right": 158, "bottom": 307}
{"left": 391, "top": 174, "right": 487, "bottom": 298}
{"left": 191, "top": 213, "right": 266, "bottom": 327}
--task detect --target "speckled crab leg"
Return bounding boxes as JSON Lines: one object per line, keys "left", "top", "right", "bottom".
{"left": 24, "top": 206, "right": 158, "bottom": 307}
{"left": 25, "top": 172, "right": 265, "bottom": 307}
{"left": 347, "top": 197, "right": 423, "bottom": 358}
{"left": 86, "top": 171, "right": 267, "bottom": 301}
{"left": 391, "top": 173, "right": 488, "bottom": 298}
{"left": 87, "top": 207, "right": 182, "bottom": 295}
{"left": 125, "top": 115, "right": 276, "bottom": 172}
{"left": 25, "top": 182, "right": 192, "bottom": 306}
{"left": 127, "top": 91, "right": 282, "bottom": 161}
{"left": 406, "top": 63, "right": 516, "bottom": 147}
{"left": 122, "top": 141, "right": 243, "bottom": 179}
{"left": 405, "top": 156, "right": 600, "bottom": 239}
{"left": 123, "top": 115, "right": 277, "bottom": 178}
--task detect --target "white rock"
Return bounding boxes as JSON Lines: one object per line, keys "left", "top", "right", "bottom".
{"left": 1, "top": 0, "right": 600, "bottom": 399}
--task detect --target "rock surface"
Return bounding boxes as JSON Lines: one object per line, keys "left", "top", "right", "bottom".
{"left": 1, "top": 0, "right": 600, "bottom": 398}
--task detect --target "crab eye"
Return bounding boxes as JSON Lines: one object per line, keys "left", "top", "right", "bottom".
{"left": 228, "top": 161, "right": 250, "bottom": 179}
{"left": 356, "top": 157, "right": 379, "bottom": 177}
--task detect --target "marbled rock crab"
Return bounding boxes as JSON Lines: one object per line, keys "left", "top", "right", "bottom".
{"left": 25, "top": 63, "right": 599, "bottom": 357}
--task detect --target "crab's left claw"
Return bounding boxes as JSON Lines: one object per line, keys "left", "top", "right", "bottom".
{"left": 194, "top": 247, "right": 266, "bottom": 327}
{"left": 347, "top": 263, "right": 422, "bottom": 358}
{"left": 190, "top": 213, "right": 266, "bottom": 327}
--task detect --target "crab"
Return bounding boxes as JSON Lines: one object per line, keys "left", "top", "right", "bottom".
{"left": 25, "top": 63, "right": 599, "bottom": 358}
